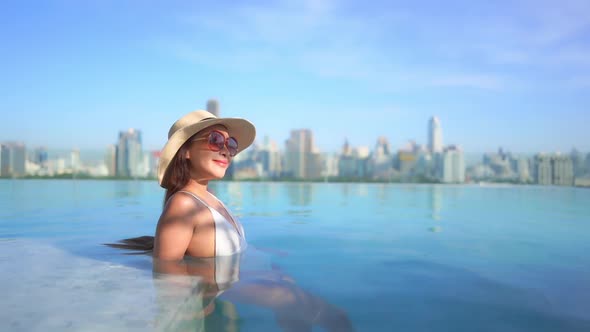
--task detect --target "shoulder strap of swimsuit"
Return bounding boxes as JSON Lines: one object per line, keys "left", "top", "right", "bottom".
{"left": 176, "top": 190, "right": 213, "bottom": 209}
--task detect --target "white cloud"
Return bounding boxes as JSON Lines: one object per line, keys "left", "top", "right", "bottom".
{"left": 162, "top": 0, "right": 590, "bottom": 91}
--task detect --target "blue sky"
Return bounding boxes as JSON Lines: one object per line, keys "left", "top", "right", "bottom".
{"left": 1, "top": 0, "right": 589, "bottom": 154}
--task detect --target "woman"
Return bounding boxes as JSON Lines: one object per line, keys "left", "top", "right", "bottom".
{"left": 154, "top": 109, "right": 255, "bottom": 259}
{"left": 109, "top": 110, "right": 353, "bottom": 331}
{"left": 110, "top": 109, "right": 255, "bottom": 258}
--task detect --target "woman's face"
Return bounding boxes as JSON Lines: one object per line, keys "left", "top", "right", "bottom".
{"left": 186, "top": 125, "right": 234, "bottom": 180}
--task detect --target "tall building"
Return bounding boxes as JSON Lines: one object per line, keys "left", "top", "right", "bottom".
{"left": 371, "top": 136, "right": 394, "bottom": 179}
{"left": 441, "top": 145, "right": 465, "bottom": 183}
{"left": 570, "top": 149, "right": 586, "bottom": 177}
{"left": 105, "top": 145, "right": 117, "bottom": 176}
{"left": 338, "top": 139, "right": 356, "bottom": 178}
{"left": 516, "top": 157, "right": 530, "bottom": 183}
{"left": 552, "top": 155, "right": 574, "bottom": 186}
{"left": 71, "top": 149, "right": 81, "bottom": 172}
{"left": 428, "top": 116, "right": 443, "bottom": 153}
{"left": 259, "top": 136, "right": 282, "bottom": 178}
{"left": 1, "top": 142, "right": 26, "bottom": 177}
{"left": 534, "top": 154, "right": 574, "bottom": 186}
{"left": 206, "top": 99, "right": 220, "bottom": 117}
{"left": 0, "top": 144, "right": 9, "bottom": 176}
{"left": 285, "top": 129, "right": 321, "bottom": 179}
{"left": 116, "top": 129, "right": 143, "bottom": 177}
{"left": 534, "top": 154, "right": 552, "bottom": 185}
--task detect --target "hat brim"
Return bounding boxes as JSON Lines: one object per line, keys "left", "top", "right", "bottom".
{"left": 157, "top": 117, "right": 256, "bottom": 187}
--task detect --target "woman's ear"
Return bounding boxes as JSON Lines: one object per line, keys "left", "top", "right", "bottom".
{"left": 185, "top": 150, "right": 191, "bottom": 160}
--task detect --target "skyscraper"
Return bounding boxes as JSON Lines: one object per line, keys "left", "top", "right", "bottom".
{"left": 534, "top": 154, "right": 552, "bottom": 185}
{"left": 552, "top": 155, "right": 574, "bottom": 186}
{"left": 428, "top": 116, "right": 443, "bottom": 153}
{"left": 105, "top": 144, "right": 117, "bottom": 176}
{"left": 259, "top": 136, "right": 282, "bottom": 178}
{"left": 116, "top": 129, "right": 143, "bottom": 177}
{"left": 0, "top": 144, "right": 9, "bottom": 176}
{"left": 285, "top": 129, "right": 321, "bottom": 179}
{"left": 71, "top": 149, "right": 81, "bottom": 172}
{"left": 441, "top": 145, "right": 465, "bottom": 183}
{"left": 206, "top": 99, "right": 220, "bottom": 117}
{"left": 1, "top": 142, "right": 26, "bottom": 177}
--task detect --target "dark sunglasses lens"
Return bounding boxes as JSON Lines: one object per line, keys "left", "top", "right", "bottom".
{"left": 227, "top": 137, "right": 238, "bottom": 156}
{"left": 208, "top": 132, "right": 225, "bottom": 151}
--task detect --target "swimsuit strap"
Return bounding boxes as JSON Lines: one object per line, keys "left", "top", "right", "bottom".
{"left": 176, "top": 190, "right": 213, "bottom": 209}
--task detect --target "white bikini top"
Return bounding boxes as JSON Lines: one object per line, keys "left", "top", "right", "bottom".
{"left": 176, "top": 190, "right": 247, "bottom": 257}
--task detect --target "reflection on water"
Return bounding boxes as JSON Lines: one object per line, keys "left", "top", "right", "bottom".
{"left": 429, "top": 185, "right": 442, "bottom": 221}
{"left": 286, "top": 183, "right": 313, "bottom": 207}
{"left": 152, "top": 248, "right": 354, "bottom": 332}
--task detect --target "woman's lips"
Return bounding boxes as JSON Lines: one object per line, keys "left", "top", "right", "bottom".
{"left": 213, "top": 159, "right": 228, "bottom": 168}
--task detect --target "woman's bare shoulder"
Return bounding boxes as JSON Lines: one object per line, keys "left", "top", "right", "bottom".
{"left": 160, "top": 192, "right": 213, "bottom": 227}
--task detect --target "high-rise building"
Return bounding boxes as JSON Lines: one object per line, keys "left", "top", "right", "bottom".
{"left": 206, "top": 99, "right": 220, "bottom": 117}
{"left": 105, "top": 145, "right": 117, "bottom": 176}
{"left": 570, "top": 149, "right": 586, "bottom": 177}
{"left": 0, "top": 144, "right": 9, "bottom": 176}
{"left": 552, "top": 155, "right": 574, "bottom": 186}
{"left": 534, "top": 154, "right": 552, "bottom": 185}
{"left": 285, "top": 129, "right": 321, "bottom": 179}
{"left": 71, "top": 149, "right": 81, "bottom": 172}
{"left": 116, "top": 129, "right": 143, "bottom": 177}
{"left": 428, "top": 116, "right": 443, "bottom": 153}
{"left": 258, "top": 136, "right": 282, "bottom": 178}
{"left": 1, "top": 142, "right": 26, "bottom": 177}
{"left": 441, "top": 145, "right": 465, "bottom": 183}
{"left": 534, "top": 154, "right": 574, "bottom": 186}
{"left": 516, "top": 157, "right": 530, "bottom": 183}
{"left": 371, "top": 136, "right": 394, "bottom": 179}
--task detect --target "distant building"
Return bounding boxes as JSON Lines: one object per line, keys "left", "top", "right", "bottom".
{"left": 322, "top": 153, "right": 339, "bottom": 178}
{"left": 516, "top": 157, "right": 530, "bottom": 183}
{"left": 534, "top": 154, "right": 552, "bottom": 185}
{"left": 371, "top": 137, "right": 394, "bottom": 179}
{"left": 71, "top": 149, "right": 81, "bottom": 172}
{"left": 285, "top": 129, "right": 322, "bottom": 179}
{"left": 552, "top": 155, "right": 574, "bottom": 186}
{"left": 33, "top": 147, "right": 48, "bottom": 166}
{"left": 534, "top": 154, "right": 573, "bottom": 186}
{"left": 116, "top": 129, "right": 143, "bottom": 177}
{"left": 258, "top": 136, "right": 282, "bottom": 178}
{"left": 206, "top": 99, "right": 220, "bottom": 117}
{"left": 149, "top": 151, "right": 161, "bottom": 178}
{"left": 441, "top": 145, "right": 465, "bottom": 183}
{"left": 105, "top": 145, "right": 117, "bottom": 176}
{"left": 0, "top": 144, "right": 9, "bottom": 176}
{"left": 428, "top": 116, "right": 443, "bottom": 153}
{"left": 570, "top": 149, "right": 586, "bottom": 177}
{"left": 1, "top": 142, "right": 26, "bottom": 177}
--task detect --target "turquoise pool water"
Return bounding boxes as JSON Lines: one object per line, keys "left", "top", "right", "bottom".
{"left": 0, "top": 180, "right": 589, "bottom": 331}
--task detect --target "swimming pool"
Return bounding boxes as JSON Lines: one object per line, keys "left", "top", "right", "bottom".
{"left": 1, "top": 180, "right": 589, "bottom": 331}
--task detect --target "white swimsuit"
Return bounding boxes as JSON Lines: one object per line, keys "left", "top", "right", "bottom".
{"left": 176, "top": 190, "right": 247, "bottom": 257}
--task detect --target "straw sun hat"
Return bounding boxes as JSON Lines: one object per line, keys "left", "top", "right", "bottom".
{"left": 157, "top": 110, "right": 256, "bottom": 187}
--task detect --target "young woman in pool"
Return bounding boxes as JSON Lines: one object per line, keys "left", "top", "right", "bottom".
{"left": 154, "top": 110, "right": 254, "bottom": 259}
{"left": 111, "top": 110, "right": 254, "bottom": 258}
{"left": 110, "top": 110, "right": 353, "bottom": 331}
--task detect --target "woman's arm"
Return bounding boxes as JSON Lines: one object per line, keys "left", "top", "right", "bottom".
{"left": 153, "top": 193, "right": 212, "bottom": 260}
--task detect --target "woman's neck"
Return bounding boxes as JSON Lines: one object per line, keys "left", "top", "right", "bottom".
{"left": 184, "top": 178, "right": 209, "bottom": 196}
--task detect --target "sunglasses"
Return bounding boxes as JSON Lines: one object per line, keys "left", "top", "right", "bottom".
{"left": 192, "top": 130, "right": 239, "bottom": 157}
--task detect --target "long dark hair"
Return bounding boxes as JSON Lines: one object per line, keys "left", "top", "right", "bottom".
{"left": 161, "top": 136, "right": 196, "bottom": 206}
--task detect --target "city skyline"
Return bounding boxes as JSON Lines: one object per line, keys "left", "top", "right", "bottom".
{"left": 1, "top": 1, "right": 589, "bottom": 153}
